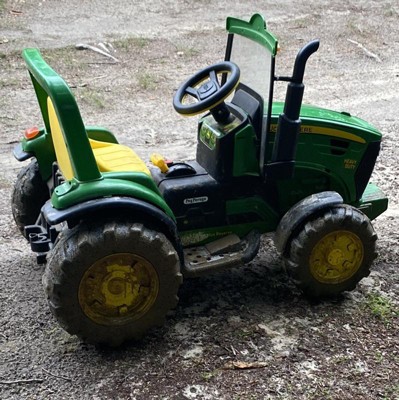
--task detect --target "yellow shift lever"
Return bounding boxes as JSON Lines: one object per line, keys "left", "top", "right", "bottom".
{"left": 150, "top": 153, "right": 169, "bottom": 173}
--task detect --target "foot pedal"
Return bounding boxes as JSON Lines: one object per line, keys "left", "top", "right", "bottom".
{"left": 183, "top": 231, "right": 260, "bottom": 277}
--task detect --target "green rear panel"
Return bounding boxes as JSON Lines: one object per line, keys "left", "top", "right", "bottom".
{"left": 21, "top": 130, "right": 56, "bottom": 180}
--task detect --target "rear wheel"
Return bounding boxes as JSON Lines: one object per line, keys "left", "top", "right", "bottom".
{"left": 284, "top": 205, "right": 377, "bottom": 298}
{"left": 43, "top": 221, "right": 182, "bottom": 346}
{"left": 11, "top": 160, "right": 49, "bottom": 236}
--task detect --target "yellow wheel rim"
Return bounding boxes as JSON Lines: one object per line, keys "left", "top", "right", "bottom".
{"left": 309, "top": 230, "right": 364, "bottom": 284}
{"left": 78, "top": 253, "right": 159, "bottom": 326}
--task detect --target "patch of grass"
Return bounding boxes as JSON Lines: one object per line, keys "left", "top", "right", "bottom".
{"left": 41, "top": 47, "right": 89, "bottom": 71}
{"left": 332, "top": 354, "right": 351, "bottom": 364}
{"left": 365, "top": 292, "right": 398, "bottom": 323}
{"left": 81, "top": 89, "right": 106, "bottom": 109}
{"left": 374, "top": 350, "right": 385, "bottom": 364}
{"left": 292, "top": 14, "right": 321, "bottom": 29}
{"left": 178, "top": 47, "right": 199, "bottom": 57}
{"left": 0, "top": 176, "right": 11, "bottom": 189}
{"left": 114, "top": 36, "right": 150, "bottom": 50}
{"left": 42, "top": 46, "right": 75, "bottom": 61}
{"left": 294, "top": 17, "right": 311, "bottom": 29}
{"left": 174, "top": 42, "right": 200, "bottom": 58}
{"left": 201, "top": 369, "right": 219, "bottom": 381}
{"left": 384, "top": 7, "right": 398, "bottom": 18}
{"left": 234, "top": 328, "right": 255, "bottom": 339}
{"left": 178, "top": 46, "right": 199, "bottom": 57}
{"left": 137, "top": 72, "right": 157, "bottom": 90}
{"left": 234, "top": 396, "right": 257, "bottom": 400}
{"left": 346, "top": 19, "right": 366, "bottom": 37}
{"left": 0, "top": 77, "right": 20, "bottom": 88}
{"left": 382, "top": 384, "right": 399, "bottom": 400}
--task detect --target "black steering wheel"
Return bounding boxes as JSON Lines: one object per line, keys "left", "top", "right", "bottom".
{"left": 173, "top": 61, "right": 240, "bottom": 122}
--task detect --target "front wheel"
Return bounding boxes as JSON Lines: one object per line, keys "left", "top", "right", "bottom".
{"left": 284, "top": 205, "right": 377, "bottom": 298}
{"left": 43, "top": 221, "right": 182, "bottom": 346}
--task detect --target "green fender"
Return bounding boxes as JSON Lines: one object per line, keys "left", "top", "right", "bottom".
{"left": 42, "top": 196, "right": 182, "bottom": 261}
{"left": 52, "top": 176, "right": 175, "bottom": 220}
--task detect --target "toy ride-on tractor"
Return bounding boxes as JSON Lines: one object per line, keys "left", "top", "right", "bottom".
{"left": 12, "top": 14, "right": 387, "bottom": 346}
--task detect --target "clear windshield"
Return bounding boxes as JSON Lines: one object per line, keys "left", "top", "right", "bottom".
{"left": 229, "top": 34, "right": 274, "bottom": 105}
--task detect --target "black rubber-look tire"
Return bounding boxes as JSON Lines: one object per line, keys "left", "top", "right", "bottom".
{"left": 43, "top": 221, "right": 182, "bottom": 346}
{"left": 284, "top": 205, "right": 377, "bottom": 298}
{"left": 11, "top": 160, "right": 50, "bottom": 236}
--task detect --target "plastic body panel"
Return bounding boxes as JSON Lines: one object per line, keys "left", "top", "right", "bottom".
{"left": 264, "top": 103, "right": 384, "bottom": 212}
{"left": 152, "top": 161, "right": 280, "bottom": 247}
{"left": 196, "top": 104, "right": 258, "bottom": 182}
{"left": 152, "top": 161, "right": 225, "bottom": 231}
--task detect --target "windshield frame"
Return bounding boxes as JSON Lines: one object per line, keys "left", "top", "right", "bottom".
{"left": 224, "top": 14, "right": 278, "bottom": 167}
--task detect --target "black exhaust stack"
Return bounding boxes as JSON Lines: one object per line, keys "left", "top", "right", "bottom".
{"left": 266, "top": 39, "right": 320, "bottom": 180}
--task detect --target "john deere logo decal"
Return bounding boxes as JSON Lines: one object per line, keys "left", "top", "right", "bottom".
{"left": 184, "top": 196, "right": 208, "bottom": 205}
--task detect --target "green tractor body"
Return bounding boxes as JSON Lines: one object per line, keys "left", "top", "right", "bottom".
{"left": 12, "top": 14, "right": 387, "bottom": 345}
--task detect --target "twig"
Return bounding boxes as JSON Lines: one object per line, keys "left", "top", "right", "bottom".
{"left": 104, "top": 42, "right": 115, "bottom": 52}
{"left": 78, "top": 74, "right": 109, "bottom": 87}
{"left": 0, "top": 333, "right": 7, "bottom": 340}
{"left": 230, "top": 345, "right": 237, "bottom": 356}
{"left": 0, "top": 378, "right": 44, "bottom": 385}
{"left": 86, "top": 62, "right": 118, "bottom": 65}
{"left": 222, "top": 360, "right": 268, "bottom": 370}
{"left": 42, "top": 368, "right": 72, "bottom": 382}
{"left": 75, "top": 43, "right": 119, "bottom": 62}
{"left": 347, "top": 39, "right": 382, "bottom": 62}
{"left": 97, "top": 42, "right": 112, "bottom": 54}
{"left": 88, "top": 74, "right": 108, "bottom": 81}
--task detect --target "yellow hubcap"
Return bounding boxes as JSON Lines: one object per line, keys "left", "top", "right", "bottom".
{"left": 78, "top": 253, "right": 159, "bottom": 326}
{"left": 309, "top": 230, "right": 364, "bottom": 284}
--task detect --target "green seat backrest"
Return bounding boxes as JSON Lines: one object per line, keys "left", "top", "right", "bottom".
{"left": 23, "top": 48, "right": 101, "bottom": 182}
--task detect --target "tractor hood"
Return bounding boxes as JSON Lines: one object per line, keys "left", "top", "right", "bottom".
{"left": 271, "top": 102, "right": 382, "bottom": 143}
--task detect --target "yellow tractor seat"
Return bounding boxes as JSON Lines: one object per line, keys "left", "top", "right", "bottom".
{"left": 90, "top": 139, "right": 151, "bottom": 176}
{"left": 47, "top": 95, "right": 150, "bottom": 178}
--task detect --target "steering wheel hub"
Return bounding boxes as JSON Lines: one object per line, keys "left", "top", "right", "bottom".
{"left": 198, "top": 82, "right": 217, "bottom": 98}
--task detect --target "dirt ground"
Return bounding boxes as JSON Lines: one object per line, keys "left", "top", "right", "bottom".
{"left": 0, "top": 0, "right": 398, "bottom": 399}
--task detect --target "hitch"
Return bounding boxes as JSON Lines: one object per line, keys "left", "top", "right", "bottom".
{"left": 25, "top": 222, "right": 58, "bottom": 264}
